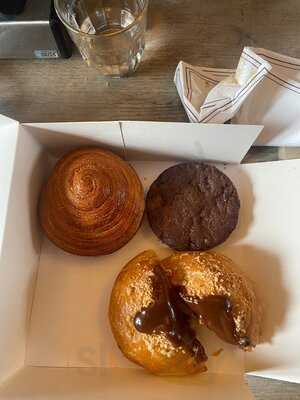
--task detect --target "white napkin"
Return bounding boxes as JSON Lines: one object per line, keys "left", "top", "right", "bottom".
{"left": 175, "top": 47, "right": 300, "bottom": 146}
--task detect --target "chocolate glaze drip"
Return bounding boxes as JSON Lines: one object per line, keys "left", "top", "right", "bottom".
{"left": 134, "top": 266, "right": 207, "bottom": 362}
{"left": 134, "top": 266, "right": 252, "bottom": 356}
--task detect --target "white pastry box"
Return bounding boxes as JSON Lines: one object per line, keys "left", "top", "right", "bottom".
{"left": 0, "top": 115, "right": 299, "bottom": 400}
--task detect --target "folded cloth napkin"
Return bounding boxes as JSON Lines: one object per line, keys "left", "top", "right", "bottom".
{"left": 175, "top": 47, "right": 300, "bottom": 146}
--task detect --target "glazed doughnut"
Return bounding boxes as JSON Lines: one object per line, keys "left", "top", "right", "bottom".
{"left": 39, "top": 147, "right": 145, "bottom": 256}
{"left": 109, "top": 250, "right": 261, "bottom": 376}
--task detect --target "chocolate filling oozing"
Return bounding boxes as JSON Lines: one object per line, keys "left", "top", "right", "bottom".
{"left": 134, "top": 266, "right": 207, "bottom": 362}
{"left": 181, "top": 292, "right": 251, "bottom": 348}
{"left": 134, "top": 266, "right": 251, "bottom": 358}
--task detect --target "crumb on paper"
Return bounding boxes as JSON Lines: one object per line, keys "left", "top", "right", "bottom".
{"left": 211, "top": 348, "right": 223, "bottom": 357}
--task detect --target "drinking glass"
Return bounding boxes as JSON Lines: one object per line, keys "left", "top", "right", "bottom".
{"left": 54, "top": 0, "right": 149, "bottom": 77}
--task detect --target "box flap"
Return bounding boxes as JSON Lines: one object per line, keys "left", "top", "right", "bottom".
{"left": 21, "top": 120, "right": 262, "bottom": 164}
{"left": 23, "top": 122, "right": 125, "bottom": 159}
{"left": 120, "top": 121, "right": 262, "bottom": 163}
{"left": 0, "top": 125, "right": 46, "bottom": 384}
{"left": 0, "top": 117, "right": 19, "bottom": 255}
{"left": 215, "top": 159, "right": 300, "bottom": 384}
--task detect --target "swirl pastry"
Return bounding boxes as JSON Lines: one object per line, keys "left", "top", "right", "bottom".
{"left": 39, "top": 148, "right": 145, "bottom": 256}
{"left": 109, "top": 250, "right": 261, "bottom": 376}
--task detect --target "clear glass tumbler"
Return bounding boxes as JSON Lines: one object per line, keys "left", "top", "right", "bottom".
{"left": 54, "top": 0, "right": 149, "bottom": 77}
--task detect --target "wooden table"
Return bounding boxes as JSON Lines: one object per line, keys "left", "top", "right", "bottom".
{"left": 0, "top": 1, "right": 300, "bottom": 398}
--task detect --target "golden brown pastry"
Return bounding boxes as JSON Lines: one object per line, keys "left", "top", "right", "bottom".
{"left": 39, "top": 147, "right": 145, "bottom": 256}
{"left": 109, "top": 250, "right": 261, "bottom": 376}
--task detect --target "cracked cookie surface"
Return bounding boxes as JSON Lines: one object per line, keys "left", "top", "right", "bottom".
{"left": 146, "top": 163, "right": 240, "bottom": 251}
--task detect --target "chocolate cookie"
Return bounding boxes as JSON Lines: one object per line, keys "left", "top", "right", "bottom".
{"left": 146, "top": 163, "right": 240, "bottom": 251}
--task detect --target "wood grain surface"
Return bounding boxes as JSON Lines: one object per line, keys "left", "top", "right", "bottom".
{"left": 0, "top": 0, "right": 300, "bottom": 398}
{"left": 1, "top": 0, "right": 300, "bottom": 124}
